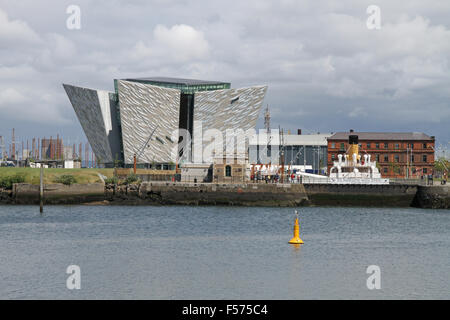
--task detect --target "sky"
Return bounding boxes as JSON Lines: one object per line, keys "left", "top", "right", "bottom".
{"left": 0, "top": 0, "right": 449, "bottom": 155}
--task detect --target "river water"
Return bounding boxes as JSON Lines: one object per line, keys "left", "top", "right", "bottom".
{"left": 0, "top": 205, "right": 448, "bottom": 299}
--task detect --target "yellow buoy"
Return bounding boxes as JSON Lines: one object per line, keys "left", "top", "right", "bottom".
{"left": 289, "top": 211, "right": 304, "bottom": 244}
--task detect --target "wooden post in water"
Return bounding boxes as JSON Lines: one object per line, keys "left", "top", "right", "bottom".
{"left": 39, "top": 164, "right": 44, "bottom": 213}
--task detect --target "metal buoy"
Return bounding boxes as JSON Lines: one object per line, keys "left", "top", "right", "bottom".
{"left": 288, "top": 210, "right": 304, "bottom": 244}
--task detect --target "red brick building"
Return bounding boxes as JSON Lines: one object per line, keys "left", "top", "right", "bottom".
{"left": 327, "top": 131, "right": 435, "bottom": 178}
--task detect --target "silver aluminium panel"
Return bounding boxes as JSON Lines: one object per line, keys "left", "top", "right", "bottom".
{"left": 63, "top": 84, "right": 120, "bottom": 163}
{"left": 117, "top": 80, "right": 181, "bottom": 164}
{"left": 193, "top": 85, "right": 267, "bottom": 158}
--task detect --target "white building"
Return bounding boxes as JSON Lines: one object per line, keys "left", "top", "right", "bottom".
{"left": 249, "top": 132, "right": 331, "bottom": 174}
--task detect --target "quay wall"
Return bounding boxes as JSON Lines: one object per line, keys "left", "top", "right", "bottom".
{"left": 414, "top": 185, "right": 449, "bottom": 209}
{"left": 303, "top": 184, "right": 419, "bottom": 207}
{"left": 106, "top": 182, "right": 309, "bottom": 207}
{"left": 0, "top": 182, "right": 448, "bottom": 208}
{"left": 12, "top": 183, "right": 105, "bottom": 205}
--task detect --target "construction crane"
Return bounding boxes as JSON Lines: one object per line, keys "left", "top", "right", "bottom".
{"left": 11, "top": 128, "right": 17, "bottom": 160}
{"left": 133, "top": 125, "right": 158, "bottom": 174}
{"left": 264, "top": 104, "right": 270, "bottom": 134}
{"left": 0, "top": 136, "right": 5, "bottom": 160}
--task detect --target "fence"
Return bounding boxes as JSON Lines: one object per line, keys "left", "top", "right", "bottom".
{"left": 248, "top": 176, "right": 390, "bottom": 185}
{"left": 138, "top": 174, "right": 176, "bottom": 182}
{"left": 389, "top": 178, "right": 434, "bottom": 186}
{"left": 120, "top": 173, "right": 437, "bottom": 186}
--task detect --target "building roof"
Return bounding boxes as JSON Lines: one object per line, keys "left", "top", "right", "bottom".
{"left": 284, "top": 133, "right": 332, "bottom": 146}
{"left": 116, "top": 77, "right": 231, "bottom": 94}
{"left": 250, "top": 133, "right": 332, "bottom": 146}
{"left": 122, "top": 77, "right": 230, "bottom": 86}
{"left": 328, "top": 132, "right": 434, "bottom": 141}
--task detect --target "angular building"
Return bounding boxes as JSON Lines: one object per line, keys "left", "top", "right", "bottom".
{"left": 63, "top": 77, "right": 267, "bottom": 167}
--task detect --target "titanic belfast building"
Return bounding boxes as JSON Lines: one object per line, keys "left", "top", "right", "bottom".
{"left": 63, "top": 77, "right": 267, "bottom": 167}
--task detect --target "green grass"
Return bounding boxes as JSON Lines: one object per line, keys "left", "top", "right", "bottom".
{"left": 0, "top": 168, "right": 115, "bottom": 185}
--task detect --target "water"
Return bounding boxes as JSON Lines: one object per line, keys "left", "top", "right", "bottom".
{"left": 0, "top": 205, "right": 448, "bottom": 299}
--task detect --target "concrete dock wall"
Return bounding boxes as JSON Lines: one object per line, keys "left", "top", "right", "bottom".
{"left": 12, "top": 183, "right": 105, "bottom": 204}
{"left": 414, "top": 185, "right": 449, "bottom": 209}
{"left": 106, "top": 182, "right": 309, "bottom": 206}
{"left": 0, "top": 182, "right": 448, "bottom": 208}
{"left": 304, "top": 184, "right": 419, "bottom": 207}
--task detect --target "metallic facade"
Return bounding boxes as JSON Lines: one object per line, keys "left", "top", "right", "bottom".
{"left": 193, "top": 86, "right": 267, "bottom": 158}
{"left": 64, "top": 78, "right": 267, "bottom": 166}
{"left": 117, "top": 80, "right": 180, "bottom": 164}
{"left": 63, "top": 84, "right": 121, "bottom": 163}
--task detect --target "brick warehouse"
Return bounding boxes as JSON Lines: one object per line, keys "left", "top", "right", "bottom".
{"left": 327, "top": 131, "right": 435, "bottom": 179}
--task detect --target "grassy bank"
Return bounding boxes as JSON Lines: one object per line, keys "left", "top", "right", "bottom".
{"left": 0, "top": 168, "right": 176, "bottom": 186}
{"left": 0, "top": 168, "right": 114, "bottom": 185}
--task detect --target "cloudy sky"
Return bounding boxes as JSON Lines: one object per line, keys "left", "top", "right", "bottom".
{"left": 0, "top": 0, "right": 449, "bottom": 153}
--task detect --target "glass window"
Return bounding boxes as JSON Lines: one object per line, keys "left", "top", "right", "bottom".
{"left": 225, "top": 165, "right": 232, "bottom": 177}
{"left": 422, "top": 155, "right": 427, "bottom": 162}
{"left": 423, "top": 168, "right": 428, "bottom": 174}
{"left": 384, "top": 143, "right": 388, "bottom": 149}
{"left": 367, "top": 143, "right": 371, "bottom": 149}
{"left": 340, "top": 143, "right": 345, "bottom": 150}
{"left": 395, "top": 143, "right": 399, "bottom": 149}
{"left": 331, "top": 143, "right": 335, "bottom": 149}
{"left": 376, "top": 143, "right": 380, "bottom": 149}
{"left": 383, "top": 167, "right": 388, "bottom": 173}
{"left": 384, "top": 155, "right": 389, "bottom": 162}
{"left": 395, "top": 155, "right": 399, "bottom": 162}
{"left": 423, "top": 143, "right": 427, "bottom": 149}
{"left": 376, "top": 154, "right": 380, "bottom": 162}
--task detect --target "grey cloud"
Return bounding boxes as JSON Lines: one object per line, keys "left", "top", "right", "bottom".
{"left": 0, "top": 0, "right": 448, "bottom": 148}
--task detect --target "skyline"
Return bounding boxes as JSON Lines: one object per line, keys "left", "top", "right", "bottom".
{"left": 0, "top": 0, "right": 449, "bottom": 153}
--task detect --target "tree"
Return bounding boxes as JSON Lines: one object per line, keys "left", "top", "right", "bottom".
{"left": 388, "top": 162, "right": 400, "bottom": 176}
{"left": 434, "top": 157, "right": 449, "bottom": 175}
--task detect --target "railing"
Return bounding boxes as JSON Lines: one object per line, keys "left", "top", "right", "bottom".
{"left": 389, "top": 178, "right": 433, "bottom": 186}
{"left": 132, "top": 174, "right": 437, "bottom": 185}
{"left": 139, "top": 175, "right": 247, "bottom": 184}
{"left": 294, "top": 176, "right": 390, "bottom": 185}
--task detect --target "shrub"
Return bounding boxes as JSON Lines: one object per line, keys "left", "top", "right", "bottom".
{"left": 125, "top": 173, "right": 139, "bottom": 185}
{"left": 55, "top": 174, "right": 77, "bottom": 186}
{"left": 0, "top": 173, "right": 26, "bottom": 189}
{"left": 105, "top": 176, "right": 119, "bottom": 185}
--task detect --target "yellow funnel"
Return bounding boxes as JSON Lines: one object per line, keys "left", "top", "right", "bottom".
{"left": 289, "top": 217, "right": 304, "bottom": 244}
